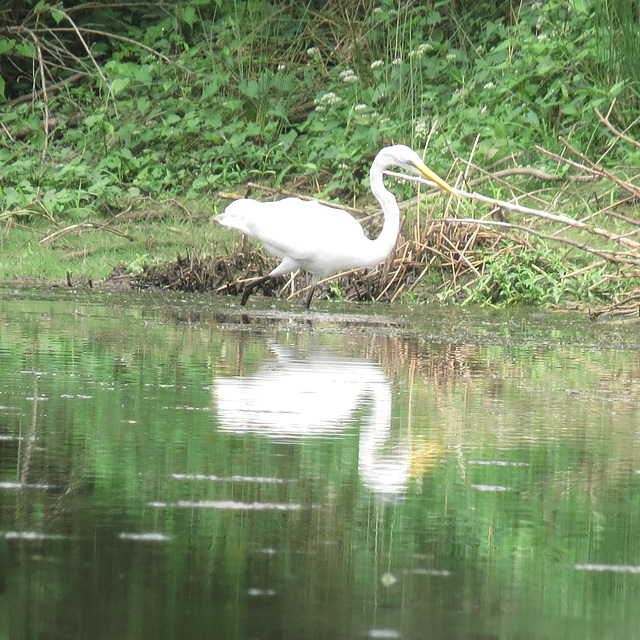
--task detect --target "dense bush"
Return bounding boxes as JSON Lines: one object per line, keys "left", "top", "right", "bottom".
{"left": 0, "top": 0, "right": 638, "bottom": 219}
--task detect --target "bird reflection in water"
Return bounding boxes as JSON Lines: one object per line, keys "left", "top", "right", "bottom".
{"left": 213, "top": 344, "right": 436, "bottom": 498}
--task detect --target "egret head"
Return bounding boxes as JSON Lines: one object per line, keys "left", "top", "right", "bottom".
{"left": 376, "top": 144, "right": 456, "bottom": 195}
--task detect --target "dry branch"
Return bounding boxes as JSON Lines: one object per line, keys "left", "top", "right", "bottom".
{"left": 27, "top": 29, "right": 50, "bottom": 157}
{"left": 47, "top": 8, "right": 118, "bottom": 112}
{"left": 559, "top": 136, "right": 640, "bottom": 199}
{"left": 39, "top": 221, "right": 132, "bottom": 244}
{"left": 536, "top": 141, "right": 640, "bottom": 199}
{"left": 595, "top": 109, "right": 640, "bottom": 150}
{"left": 9, "top": 72, "right": 86, "bottom": 108}
{"left": 435, "top": 218, "right": 640, "bottom": 266}
{"left": 401, "top": 172, "right": 640, "bottom": 252}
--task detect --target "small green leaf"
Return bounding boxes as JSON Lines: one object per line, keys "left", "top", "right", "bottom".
{"left": 239, "top": 80, "right": 259, "bottom": 99}
{"left": 111, "top": 77, "right": 130, "bottom": 95}
{"left": 16, "top": 42, "right": 35, "bottom": 58}
{"left": 203, "top": 82, "right": 220, "bottom": 99}
{"left": 182, "top": 6, "right": 196, "bottom": 27}
{"left": 427, "top": 10, "right": 442, "bottom": 25}
{"left": 51, "top": 7, "right": 65, "bottom": 24}
{"left": 0, "top": 38, "right": 16, "bottom": 55}
{"left": 134, "top": 65, "right": 152, "bottom": 84}
{"left": 610, "top": 80, "right": 626, "bottom": 97}
{"left": 573, "top": 0, "right": 586, "bottom": 13}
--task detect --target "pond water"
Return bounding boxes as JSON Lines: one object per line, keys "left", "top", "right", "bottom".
{"left": 1, "top": 286, "right": 639, "bottom": 639}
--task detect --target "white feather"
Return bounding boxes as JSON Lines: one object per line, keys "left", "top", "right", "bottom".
{"left": 217, "top": 144, "right": 454, "bottom": 307}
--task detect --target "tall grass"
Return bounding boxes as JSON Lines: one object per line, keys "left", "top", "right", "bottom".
{"left": 594, "top": 0, "right": 640, "bottom": 107}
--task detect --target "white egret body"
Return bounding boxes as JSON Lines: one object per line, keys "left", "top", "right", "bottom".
{"left": 217, "top": 144, "right": 455, "bottom": 307}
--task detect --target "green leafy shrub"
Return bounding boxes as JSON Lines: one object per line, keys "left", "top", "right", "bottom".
{"left": 1, "top": 1, "right": 637, "bottom": 211}
{"left": 447, "top": 242, "right": 629, "bottom": 308}
{"left": 0, "top": 1, "right": 638, "bottom": 313}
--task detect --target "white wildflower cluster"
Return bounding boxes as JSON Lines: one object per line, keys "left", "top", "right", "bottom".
{"left": 414, "top": 118, "right": 429, "bottom": 139}
{"left": 339, "top": 68, "right": 358, "bottom": 83}
{"left": 370, "top": 59, "right": 384, "bottom": 69}
{"left": 352, "top": 103, "right": 379, "bottom": 121}
{"left": 445, "top": 53, "right": 456, "bottom": 61}
{"left": 391, "top": 57, "right": 403, "bottom": 66}
{"left": 408, "top": 43, "right": 433, "bottom": 59}
{"left": 483, "top": 81, "right": 495, "bottom": 90}
{"left": 306, "top": 47, "right": 320, "bottom": 57}
{"left": 314, "top": 91, "right": 341, "bottom": 112}
{"left": 321, "top": 91, "right": 340, "bottom": 104}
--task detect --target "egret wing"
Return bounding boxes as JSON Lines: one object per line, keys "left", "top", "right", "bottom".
{"left": 237, "top": 198, "right": 367, "bottom": 262}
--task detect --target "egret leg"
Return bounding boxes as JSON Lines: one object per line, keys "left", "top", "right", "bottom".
{"left": 305, "top": 284, "right": 316, "bottom": 309}
{"left": 305, "top": 275, "right": 321, "bottom": 309}
{"left": 241, "top": 275, "right": 269, "bottom": 306}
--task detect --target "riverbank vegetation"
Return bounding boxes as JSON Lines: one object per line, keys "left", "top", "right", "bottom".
{"left": 1, "top": 0, "right": 639, "bottom": 313}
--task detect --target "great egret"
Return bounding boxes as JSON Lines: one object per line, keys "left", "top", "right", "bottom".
{"left": 217, "top": 144, "right": 455, "bottom": 308}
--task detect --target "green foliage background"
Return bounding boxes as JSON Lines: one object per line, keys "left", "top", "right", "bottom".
{"left": 1, "top": 0, "right": 638, "bottom": 217}
{"left": 0, "top": 0, "right": 639, "bottom": 308}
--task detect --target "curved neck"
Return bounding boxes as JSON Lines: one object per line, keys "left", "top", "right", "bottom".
{"left": 366, "top": 161, "right": 401, "bottom": 266}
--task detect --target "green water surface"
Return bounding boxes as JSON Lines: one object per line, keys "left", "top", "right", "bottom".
{"left": 0, "top": 287, "right": 639, "bottom": 639}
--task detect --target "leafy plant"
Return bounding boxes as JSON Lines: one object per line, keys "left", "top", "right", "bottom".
{"left": 0, "top": 0, "right": 638, "bottom": 307}
{"left": 446, "top": 241, "right": 630, "bottom": 308}
{"left": 2, "top": 0, "right": 636, "bottom": 215}
{"left": 453, "top": 244, "right": 567, "bottom": 307}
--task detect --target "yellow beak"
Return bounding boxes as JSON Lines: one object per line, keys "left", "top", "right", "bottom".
{"left": 416, "top": 162, "right": 457, "bottom": 195}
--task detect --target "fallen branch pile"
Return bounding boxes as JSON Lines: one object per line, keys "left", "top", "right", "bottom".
{"left": 431, "top": 121, "right": 640, "bottom": 316}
